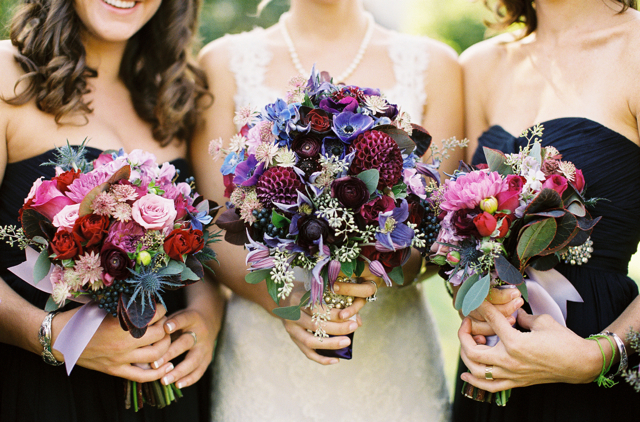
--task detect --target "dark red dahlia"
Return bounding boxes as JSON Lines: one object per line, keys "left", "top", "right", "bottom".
{"left": 349, "top": 130, "right": 403, "bottom": 190}
{"left": 256, "top": 167, "right": 303, "bottom": 209}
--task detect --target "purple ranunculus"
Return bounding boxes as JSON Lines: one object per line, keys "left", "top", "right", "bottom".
{"left": 234, "top": 154, "right": 265, "bottom": 187}
{"left": 101, "top": 243, "right": 134, "bottom": 283}
{"left": 375, "top": 199, "right": 414, "bottom": 252}
{"left": 292, "top": 133, "right": 322, "bottom": 158}
{"left": 296, "top": 215, "right": 334, "bottom": 254}
{"left": 331, "top": 176, "right": 369, "bottom": 210}
{"left": 332, "top": 111, "right": 374, "bottom": 143}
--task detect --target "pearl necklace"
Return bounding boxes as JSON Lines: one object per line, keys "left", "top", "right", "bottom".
{"left": 279, "top": 11, "right": 375, "bottom": 83}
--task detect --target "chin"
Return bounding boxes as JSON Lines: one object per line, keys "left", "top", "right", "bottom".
{"left": 75, "top": 0, "right": 162, "bottom": 43}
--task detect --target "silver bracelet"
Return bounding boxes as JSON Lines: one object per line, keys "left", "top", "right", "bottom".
{"left": 38, "top": 311, "right": 64, "bottom": 366}
{"left": 601, "top": 330, "right": 628, "bottom": 378}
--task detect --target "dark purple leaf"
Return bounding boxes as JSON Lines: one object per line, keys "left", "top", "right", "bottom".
{"left": 495, "top": 255, "right": 524, "bottom": 285}
{"left": 577, "top": 214, "right": 601, "bottom": 231}
{"left": 527, "top": 209, "right": 566, "bottom": 219}
{"left": 409, "top": 123, "right": 432, "bottom": 157}
{"left": 215, "top": 208, "right": 248, "bottom": 246}
{"left": 21, "top": 209, "right": 50, "bottom": 239}
{"left": 539, "top": 213, "right": 578, "bottom": 256}
{"left": 375, "top": 125, "right": 416, "bottom": 154}
{"left": 119, "top": 293, "right": 156, "bottom": 338}
{"left": 524, "top": 189, "right": 563, "bottom": 215}
{"left": 528, "top": 254, "right": 560, "bottom": 272}
{"left": 184, "top": 254, "right": 204, "bottom": 285}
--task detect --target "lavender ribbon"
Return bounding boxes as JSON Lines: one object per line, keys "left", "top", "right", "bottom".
{"left": 485, "top": 268, "right": 583, "bottom": 347}
{"left": 8, "top": 248, "right": 108, "bottom": 374}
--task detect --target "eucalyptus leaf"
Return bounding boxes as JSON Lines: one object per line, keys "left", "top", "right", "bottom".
{"left": 266, "top": 277, "right": 280, "bottom": 304}
{"left": 180, "top": 265, "right": 199, "bottom": 281}
{"left": 272, "top": 305, "right": 302, "bottom": 320}
{"left": 566, "top": 201, "right": 586, "bottom": 217}
{"left": 484, "top": 147, "right": 513, "bottom": 175}
{"left": 529, "top": 141, "right": 542, "bottom": 165}
{"left": 517, "top": 218, "right": 557, "bottom": 261}
{"left": 356, "top": 169, "right": 380, "bottom": 195}
{"left": 517, "top": 282, "right": 529, "bottom": 302}
{"left": 540, "top": 213, "right": 577, "bottom": 255}
{"left": 388, "top": 266, "right": 404, "bottom": 285}
{"left": 524, "top": 189, "right": 563, "bottom": 215}
{"left": 245, "top": 269, "right": 271, "bottom": 285}
{"left": 341, "top": 260, "right": 355, "bottom": 278}
{"left": 454, "top": 273, "right": 479, "bottom": 310}
{"left": 34, "top": 249, "right": 52, "bottom": 284}
{"left": 31, "top": 236, "right": 49, "bottom": 246}
{"left": 158, "top": 260, "right": 184, "bottom": 275}
{"left": 462, "top": 274, "right": 491, "bottom": 316}
{"left": 45, "top": 296, "right": 61, "bottom": 312}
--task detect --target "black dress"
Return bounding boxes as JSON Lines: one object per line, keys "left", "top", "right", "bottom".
{"left": 452, "top": 118, "right": 640, "bottom": 421}
{"left": 0, "top": 147, "right": 211, "bottom": 422}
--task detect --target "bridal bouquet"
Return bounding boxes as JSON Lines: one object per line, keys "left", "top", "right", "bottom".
{"left": 0, "top": 142, "right": 219, "bottom": 410}
{"left": 624, "top": 329, "right": 640, "bottom": 392}
{"left": 212, "top": 69, "right": 444, "bottom": 356}
{"left": 429, "top": 125, "right": 599, "bottom": 405}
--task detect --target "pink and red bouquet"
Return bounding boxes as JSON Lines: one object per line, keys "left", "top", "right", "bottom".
{"left": 429, "top": 125, "right": 599, "bottom": 405}
{"left": 212, "top": 69, "right": 440, "bottom": 354}
{"left": 1, "top": 142, "right": 219, "bottom": 410}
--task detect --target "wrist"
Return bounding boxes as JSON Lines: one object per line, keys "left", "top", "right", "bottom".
{"left": 584, "top": 336, "right": 612, "bottom": 383}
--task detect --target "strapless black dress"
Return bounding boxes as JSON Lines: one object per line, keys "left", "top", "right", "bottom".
{"left": 453, "top": 118, "right": 640, "bottom": 422}
{"left": 0, "top": 147, "right": 211, "bottom": 422}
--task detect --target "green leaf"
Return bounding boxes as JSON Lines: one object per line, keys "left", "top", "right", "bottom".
{"left": 540, "top": 213, "right": 578, "bottom": 255}
{"left": 181, "top": 265, "right": 200, "bottom": 281}
{"left": 494, "top": 255, "right": 524, "bottom": 285}
{"left": 483, "top": 147, "right": 513, "bottom": 175}
{"left": 340, "top": 260, "right": 355, "bottom": 278}
{"left": 31, "top": 236, "right": 49, "bottom": 247}
{"left": 462, "top": 274, "right": 491, "bottom": 316}
{"left": 388, "top": 266, "right": 405, "bottom": 285}
{"left": 517, "top": 218, "right": 557, "bottom": 261}
{"left": 34, "top": 249, "right": 52, "bottom": 284}
{"left": 271, "top": 210, "right": 291, "bottom": 229}
{"left": 454, "top": 273, "right": 479, "bottom": 310}
{"left": 356, "top": 169, "right": 380, "bottom": 195}
{"left": 517, "top": 282, "right": 529, "bottom": 302}
{"left": 391, "top": 182, "right": 408, "bottom": 200}
{"left": 266, "top": 276, "right": 280, "bottom": 304}
{"left": 158, "top": 260, "right": 184, "bottom": 275}
{"left": 45, "top": 296, "right": 61, "bottom": 312}
{"left": 355, "top": 259, "right": 365, "bottom": 277}
{"left": 245, "top": 269, "right": 271, "bottom": 285}
{"left": 529, "top": 141, "right": 542, "bottom": 165}
{"left": 272, "top": 305, "right": 302, "bottom": 320}
{"left": 566, "top": 201, "right": 586, "bottom": 217}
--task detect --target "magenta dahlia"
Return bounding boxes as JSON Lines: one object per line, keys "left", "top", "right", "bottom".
{"left": 349, "top": 130, "right": 403, "bottom": 190}
{"left": 256, "top": 166, "right": 303, "bottom": 209}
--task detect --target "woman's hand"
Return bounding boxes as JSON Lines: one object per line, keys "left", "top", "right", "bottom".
{"left": 54, "top": 305, "right": 175, "bottom": 383}
{"left": 458, "top": 303, "right": 603, "bottom": 392}
{"left": 281, "top": 278, "right": 377, "bottom": 365}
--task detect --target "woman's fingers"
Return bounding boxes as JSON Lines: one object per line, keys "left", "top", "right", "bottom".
{"left": 460, "top": 371, "right": 515, "bottom": 393}
{"left": 486, "top": 287, "right": 521, "bottom": 305}
{"left": 333, "top": 280, "right": 377, "bottom": 298}
{"left": 283, "top": 320, "right": 343, "bottom": 365}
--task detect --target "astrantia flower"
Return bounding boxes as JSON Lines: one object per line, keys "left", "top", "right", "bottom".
{"left": 240, "top": 190, "right": 263, "bottom": 225}
{"left": 92, "top": 192, "right": 117, "bottom": 216}
{"left": 52, "top": 281, "right": 72, "bottom": 306}
{"left": 364, "top": 95, "right": 389, "bottom": 114}
{"left": 255, "top": 142, "right": 280, "bottom": 165}
{"left": 393, "top": 110, "right": 413, "bottom": 135}
{"left": 558, "top": 161, "right": 576, "bottom": 182}
{"left": 112, "top": 203, "right": 133, "bottom": 222}
{"left": 440, "top": 171, "right": 506, "bottom": 212}
{"left": 111, "top": 184, "right": 138, "bottom": 203}
{"left": 275, "top": 148, "right": 297, "bottom": 167}
{"left": 234, "top": 105, "right": 261, "bottom": 127}
{"left": 376, "top": 199, "right": 414, "bottom": 252}
{"left": 208, "top": 138, "right": 224, "bottom": 161}
{"left": 332, "top": 111, "right": 374, "bottom": 143}
{"left": 229, "top": 134, "right": 248, "bottom": 154}
{"left": 74, "top": 251, "right": 104, "bottom": 290}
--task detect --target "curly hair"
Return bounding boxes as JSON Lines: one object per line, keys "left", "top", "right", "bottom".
{"left": 6, "top": 0, "right": 210, "bottom": 146}
{"left": 485, "top": 0, "right": 637, "bottom": 37}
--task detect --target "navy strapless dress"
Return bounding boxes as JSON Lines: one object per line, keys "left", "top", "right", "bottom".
{"left": 0, "top": 147, "right": 211, "bottom": 422}
{"left": 453, "top": 118, "right": 640, "bottom": 421}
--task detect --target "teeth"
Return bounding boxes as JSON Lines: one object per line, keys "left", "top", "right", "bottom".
{"left": 103, "top": 0, "right": 136, "bottom": 9}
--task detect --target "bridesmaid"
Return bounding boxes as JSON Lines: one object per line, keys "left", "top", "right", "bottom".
{"left": 0, "top": 1, "right": 223, "bottom": 421}
{"left": 455, "top": 0, "right": 640, "bottom": 420}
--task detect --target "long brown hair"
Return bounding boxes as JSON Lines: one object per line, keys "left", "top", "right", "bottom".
{"left": 6, "top": 0, "right": 210, "bottom": 146}
{"left": 485, "top": 0, "right": 637, "bottom": 37}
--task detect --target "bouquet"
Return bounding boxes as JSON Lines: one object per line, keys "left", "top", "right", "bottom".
{"left": 212, "top": 69, "right": 452, "bottom": 357}
{"left": 0, "top": 142, "right": 219, "bottom": 411}
{"left": 624, "top": 329, "right": 640, "bottom": 392}
{"left": 429, "top": 125, "right": 599, "bottom": 405}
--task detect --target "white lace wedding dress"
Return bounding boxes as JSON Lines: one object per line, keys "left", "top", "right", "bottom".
{"left": 211, "top": 27, "right": 451, "bottom": 422}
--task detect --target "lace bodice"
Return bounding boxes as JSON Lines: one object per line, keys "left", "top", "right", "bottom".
{"left": 226, "top": 27, "right": 430, "bottom": 124}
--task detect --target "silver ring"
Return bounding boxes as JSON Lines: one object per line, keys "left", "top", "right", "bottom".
{"left": 185, "top": 331, "right": 197, "bottom": 347}
{"left": 485, "top": 365, "right": 494, "bottom": 380}
{"left": 366, "top": 280, "right": 378, "bottom": 302}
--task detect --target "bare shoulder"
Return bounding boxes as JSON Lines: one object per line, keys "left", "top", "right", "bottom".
{"left": 0, "top": 40, "right": 25, "bottom": 98}
{"left": 459, "top": 33, "right": 516, "bottom": 72}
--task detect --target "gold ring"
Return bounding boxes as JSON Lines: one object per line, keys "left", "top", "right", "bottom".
{"left": 485, "top": 365, "right": 494, "bottom": 380}
{"left": 185, "top": 331, "right": 197, "bottom": 347}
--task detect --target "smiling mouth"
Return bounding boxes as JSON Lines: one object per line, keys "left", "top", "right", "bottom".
{"left": 102, "top": 0, "right": 136, "bottom": 9}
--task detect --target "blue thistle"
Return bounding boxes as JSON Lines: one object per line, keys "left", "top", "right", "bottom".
{"left": 125, "top": 258, "right": 183, "bottom": 312}
{"left": 42, "top": 138, "right": 94, "bottom": 173}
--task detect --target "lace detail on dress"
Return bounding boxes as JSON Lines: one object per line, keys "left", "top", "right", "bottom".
{"left": 384, "top": 32, "right": 429, "bottom": 125}
{"left": 226, "top": 27, "right": 281, "bottom": 118}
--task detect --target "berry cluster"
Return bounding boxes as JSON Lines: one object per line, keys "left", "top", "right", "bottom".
{"left": 418, "top": 211, "right": 440, "bottom": 255}
{"left": 252, "top": 208, "right": 290, "bottom": 239}
{"left": 92, "top": 279, "right": 134, "bottom": 318}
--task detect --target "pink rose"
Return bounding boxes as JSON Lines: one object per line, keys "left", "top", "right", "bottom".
{"left": 572, "top": 169, "right": 585, "bottom": 193}
{"left": 52, "top": 203, "right": 81, "bottom": 230}
{"left": 29, "top": 180, "right": 75, "bottom": 221}
{"left": 131, "top": 194, "right": 177, "bottom": 231}
{"left": 541, "top": 174, "right": 568, "bottom": 196}
{"left": 496, "top": 175, "right": 525, "bottom": 213}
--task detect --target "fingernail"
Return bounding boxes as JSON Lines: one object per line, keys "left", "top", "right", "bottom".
{"left": 165, "top": 363, "right": 174, "bottom": 374}
{"left": 329, "top": 359, "right": 339, "bottom": 365}
{"left": 461, "top": 374, "right": 468, "bottom": 382}
{"left": 162, "top": 375, "right": 174, "bottom": 386}
{"left": 176, "top": 382, "right": 185, "bottom": 389}
{"left": 516, "top": 298, "right": 524, "bottom": 307}
{"left": 511, "top": 291, "right": 519, "bottom": 299}
{"left": 349, "top": 322, "right": 358, "bottom": 331}
{"left": 152, "top": 358, "right": 164, "bottom": 369}
{"left": 333, "top": 284, "right": 340, "bottom": 292}
{"left": 339, "top": 338, "right": 350, "bottom": 347}
{"left": 165, "top": 321, "right": 175, "bottom": 333}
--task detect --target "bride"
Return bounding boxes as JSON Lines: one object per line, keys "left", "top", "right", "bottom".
{"left": 192, "top": 0, "right": 462, "bottom": 420}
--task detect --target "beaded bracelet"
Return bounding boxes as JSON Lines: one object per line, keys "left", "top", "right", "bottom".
{"left": 600, "top": 330, "right": 629, "bottom": 379}
{"left": 586, "top": 334, "right": 617, "bottom": 388}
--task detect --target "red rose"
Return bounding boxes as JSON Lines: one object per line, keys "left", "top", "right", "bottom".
{"left": 52, "top": 169, "right": 82, "bottom": 194}
{"left": 473, "top": 212, "right": 498, "bottom": 237}
{"left": 496, "top": 175, "right": 525, "bottom": 213}
{"left": 453, "top": 208, "right": 480, "bottom": 237}
{"left": 361, "top": 196, "right": 395, "bottom": 223}
{"left": 304, "top": 109, "right": 332, "bottom": 133}
{"left": 72, "top": 214, "right": 110, "bottom": 252}
{"left": 50, "top": 230, "right": 81, "bottom": 260}
{"left": 407, "top": 198, "right": 426, "bottom": 226}
{"left": 360, "top": 245, "right": 409, "bottom": 271}
{"left": 541, "top": 174, "right": 568, "bottom": 196}
{"left": 572, "top": 169, "right": 585, "bottom": 193}
{"left": 495, "top": 212, "right": 515, "bottom": 238}
{"left": 164, "top": 228, "right": 205, "bottom": 262}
